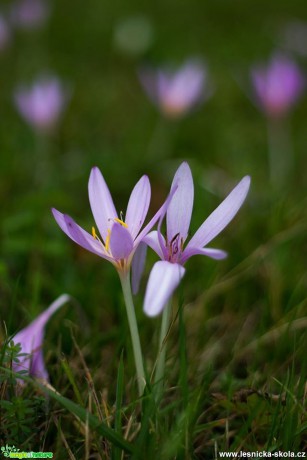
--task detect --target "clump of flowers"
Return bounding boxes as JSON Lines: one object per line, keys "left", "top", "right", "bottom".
{"left": 52, "top": 162, "right": 250, "bottom": 396}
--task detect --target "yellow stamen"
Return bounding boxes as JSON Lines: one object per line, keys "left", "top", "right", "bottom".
{"left": 114, "top": 217, "right": 128, "bottom": 228}
{"left": 105, "top": 229, "right": 111, "bottom": 252}
{"left": 92, "top": 226, "right": 98, "bottom": 239}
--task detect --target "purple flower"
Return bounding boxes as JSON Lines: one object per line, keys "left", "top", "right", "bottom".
{"left": 10, "top": 0, "right": 50, "bottom": 30}
{"left": 251, "top": 53, "right": 305, "bottom": 118}
{"left": 143, "top": 163, "right": 251, "bottom": 316}
{"left": 52, "top": 167, "right": 174, "bottom": 273}
{"left": 12, "top": 294, "right": 70, "bottom": 382}
{"left": 14, "top": 76, "right": 68, "bottom": 133}
{"left": 139, "top": 59, "right": 209, "bottom": 118}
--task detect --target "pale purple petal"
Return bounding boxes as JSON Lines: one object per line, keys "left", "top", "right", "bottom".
{"left": 187, "top": 176, "right": 251, "bottom": 250}
{"left": 181, "top": 247, "right": 227, "bottom": 264}
{"left": 131, "top": 242, "right": 147, "bottom": 294}
{"left": 30, "top": 348, "right": 48, "bottom": 380}
{"left": 251, "top": 53, "right": 305, "bottom": 117}
{"left": 140, "top": 60, "right": 208, "bottom": 118}
{"left": 134, "top": 183, "right": 178, "bottom": 247}
{"left": 88, "top": 167, "right": 118, "bottom": 242}
{"left": 13, "top": 331, "right": 45, "bottom": 380}
{"left": 52, "top": 208, "right": 112, "bottom": 261}
{"left": 31, "top": 293, "right": 71, "bottom": 326}
{"left": 125, "top": 175, "right": 151, "bottom": 239}
{"left": 12, "top": 294, "right": 70, "bottom": 381}
{"left": 10, "top": 0, "right": 50, "bottom": 30}
{"left": 143, "top": 261, "right": 185, "bottom": 317}
{"left": 159, "top": 61, "right": 205, "bottom": 114}
{"left": 109, "top": 223, "right": 134, "bottom": 260}
{"left": 142, "top": 231, "right": 166, "bottom": 259}
{"left": 167, "top": 162, "right": 194, "bottom": 243}
{"left": 14, "top": 77, "right": 67, "bottom": 131}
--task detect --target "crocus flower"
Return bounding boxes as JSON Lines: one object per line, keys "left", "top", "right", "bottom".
{"left": 139, "top": 59, "right": 209, "bottom": 118}
{"left": 143, "top": 162, "right": 251, "bottom": 316}
{"left": 10, "top": 0, "right": 50, "bottom": 30}
{"left": 52, "top": 167, "right": 174, "bottom": 274}
{"left": 12, "top": 294, "right": 70, "bottom": 382}
{"left": 14, "top": 75, "right": 68, "bottom": 133}
{"left": 251, "top": 53, "right": 305, "bottom": 118}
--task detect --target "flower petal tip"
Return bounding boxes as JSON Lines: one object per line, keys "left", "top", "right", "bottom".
{"left": 243, "top": 175, "right": 251, "bottom": 186}
{"left": 240, "top": 175, "right": 252, "bottom": 197}
{"left": 143, "top": 261, "right": 185, "bottom": 317}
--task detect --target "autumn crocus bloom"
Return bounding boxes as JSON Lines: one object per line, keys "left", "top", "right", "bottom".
{"left": 251, "top": 53, "right": 305, "bottom": 118}
{"left": 14, "top": 76, "right": 68, "bottom": 132}
{"left": 139, "top": 59, "right": 209, "bottom": 118}
{"left": 52, "top": 167, "right": 174, "bottom": 274}
{"left": 12, "top": 294, "right": 70, "bottom": 382}
{"left": 143, "top": 163, "right": 251, "bottom": 316}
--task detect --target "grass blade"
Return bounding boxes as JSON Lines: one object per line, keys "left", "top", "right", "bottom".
{"left": 112, "top": 350, "right": 125, "bottom": 460}
{"left": 0, "top": 367, "right": 135, "bottom": 454}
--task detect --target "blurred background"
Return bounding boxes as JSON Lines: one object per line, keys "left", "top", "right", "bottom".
{"left": 0, "top": 0, "right": 306, "bottom": 398}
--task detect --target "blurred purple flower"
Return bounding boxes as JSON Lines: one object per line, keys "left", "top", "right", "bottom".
{"left": 142, "top": 163, "right": 251, "bottom": 316}
{"left": 139, "top": 60, "right": 210, "bottom": 118}
{"left": 251, "top": 53, "right": 305, "bottom": 118}
{"left": 0, "top": 14, "right": 11, "bottom": 51}
{"left": 10, "top": 0, "right": 49, "bottom": 30}
{"left": 52, "top": 167, "right": 174, "bottom": 274}
{"left": 14, "top": 76, "right": 68, "bottom": 133}
{"left": 12, "top": 294, "right": 70, "bottom": 382}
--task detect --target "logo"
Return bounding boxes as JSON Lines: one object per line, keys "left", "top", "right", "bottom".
{"left": 1, "top": 446, "right": 20, "bottom": 458}
{"left": 1, "top": 446, "right": 53, "bottom": 459}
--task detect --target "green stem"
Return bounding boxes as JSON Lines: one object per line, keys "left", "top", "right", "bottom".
{"left": 267, "top": 117, "right": 292, "bottom": 190}
{"left": 119, "top": 271, "right": 146, "bottom": 396}
{"left": 154, "top": 301, "right": 171, "bottom": 400}
{"left": 147, "top": 118, "right": 177, "bottom": 161}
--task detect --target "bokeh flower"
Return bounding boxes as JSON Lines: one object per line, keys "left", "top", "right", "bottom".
{"left": 139, "top": 59, "right": 209, "bottom": 118}
{"left": 143, "top": 162, "right": 251, "bottom": 316}
{"left": 251, "top": 53, "right": 305, "bottom": 118}
{"left": 12, "top": 294, "right": 70, "bottom": 382}
{"left": 14, "top": 75, "right": 68, "bottom": 133}
{"left": 10, "top": 0, "right": 50, "bottom": 30}
{"left": 52, "top": 166, "right": 174, "bottom": 274}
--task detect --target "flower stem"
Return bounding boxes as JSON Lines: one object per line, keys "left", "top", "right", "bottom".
{"left": 267, "top": 117, "right": 292, "bottom": 190}
{"left": 119, "top": 271, "right": 146, "bottom": 396}
{"left": 154, "top": 300, "right": 171, "bottom": 400}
